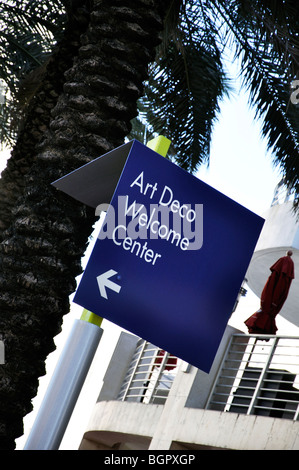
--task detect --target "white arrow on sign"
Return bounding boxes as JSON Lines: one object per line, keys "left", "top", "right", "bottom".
{"left": 97, "top": 269, "right": 121, "bottom": 300}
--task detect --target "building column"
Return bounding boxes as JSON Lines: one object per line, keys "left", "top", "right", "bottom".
{"left": 148, "top": 361, "right": 197, "bottom": 450}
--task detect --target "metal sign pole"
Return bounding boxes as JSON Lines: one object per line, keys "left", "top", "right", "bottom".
{"left": 24, "top": 311, "right": 103, "bottom": 450}
{"left": 24, "top": 137, "right": 170, "bottom": 451}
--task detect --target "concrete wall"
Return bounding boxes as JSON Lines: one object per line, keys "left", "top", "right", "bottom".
{"left": 97, "top": 332, "right": 139, "bottom": 402}
{"left": 81, "top": 365, "right": 299, "bottom": 450}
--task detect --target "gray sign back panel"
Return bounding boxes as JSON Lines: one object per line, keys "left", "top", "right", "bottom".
{"left": 51, "top": 141, "right": 133, "bottom": 208}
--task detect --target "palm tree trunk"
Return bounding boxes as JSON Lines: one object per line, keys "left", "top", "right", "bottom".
{"left": 0, "top": 0, "right": 172, "bottom": 450}
{"left": 0, "top": 2, "right": 91, "bottom": 241}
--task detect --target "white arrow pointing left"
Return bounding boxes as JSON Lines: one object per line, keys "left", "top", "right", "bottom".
{"left": 97, "top": 269, "right": 121, "bottom": 300}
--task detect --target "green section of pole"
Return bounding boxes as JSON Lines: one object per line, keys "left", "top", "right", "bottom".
{"left": 80, "top": 308, "right": 103, "bottom": 327}
{"left": 146, "top": 135, "right": 171, "bottom": 157}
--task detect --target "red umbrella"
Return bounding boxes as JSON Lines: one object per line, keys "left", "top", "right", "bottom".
{"left": 155, "top": 350, "right": 177, "bottom": 371}
{"left": 245, "top": 250, "right": 295, "bottom": 335}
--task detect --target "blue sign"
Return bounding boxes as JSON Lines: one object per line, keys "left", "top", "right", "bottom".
{"left": 53, "top": 140, "right": 264, "bottom": 372}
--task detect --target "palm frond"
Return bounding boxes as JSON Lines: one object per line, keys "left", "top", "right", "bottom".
{"left": 139, "top": 2, "right": 230, "bottom": 173}
{"left": 0, "top": 0, "right": 66, "bottom": 145}
{"left": 144, "top": 44, "right": 229, "bottom": 173}
{"left": 212, "top": 0, "right": 299, "bottom": 202}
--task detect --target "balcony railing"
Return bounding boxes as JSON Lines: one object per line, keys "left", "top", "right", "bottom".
{"left": 206, "top": 334, "right": 299, "bottom": 420}
{"left": 117, "top": 339, "right": 178, "bottom": 404}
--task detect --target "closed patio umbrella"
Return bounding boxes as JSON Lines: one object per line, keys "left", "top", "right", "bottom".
{"left": 245, "top": 250, "right": 295, "bottom": 335}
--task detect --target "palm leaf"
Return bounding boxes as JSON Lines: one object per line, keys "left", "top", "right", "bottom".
{"left": 144, "top": 43, "right": 228, "bottom": 173}
{"left": 137, "top": 0, "right": 299, "bottom": 204}
{"left": 212, "top": 0, "right": 299, "bottom": 202}
{"left": 139, "top": 0, "right": 230, "bottom": 173}
{"left": 0, "top": 0, "right": 66, "bottom": 146}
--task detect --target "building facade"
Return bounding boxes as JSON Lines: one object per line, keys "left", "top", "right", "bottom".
{"left": 79, "top": 325, "right": 299, "bottom": 450}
